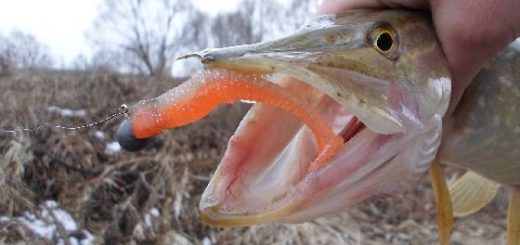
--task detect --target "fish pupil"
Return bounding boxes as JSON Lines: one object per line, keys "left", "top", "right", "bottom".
{"left": 376, "top": 32, "right": 393, "bottom": 52}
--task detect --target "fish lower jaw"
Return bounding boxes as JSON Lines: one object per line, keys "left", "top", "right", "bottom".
{"left": 198, "top": 84, "right": 390, "bottom": 226}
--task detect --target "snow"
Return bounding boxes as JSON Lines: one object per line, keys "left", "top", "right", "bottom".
{"left": 173, "top": 194, "right": 183, "bottom": 219}
{"left": 105, "top": 141, "right": 122, "bottom": 155}
{"left": 144, "top": 207, "right": 160, "bottom": 227}
{"left": 52, "top": 209, "right": 77, "bottom": 231}
{"left": 144, "top": 214, "right": 152, "bottom": 227}
{"left": 150, "top": 207, "right": 160, "bottom": 217}
{"left": 47, "top": 106, "right": 87, "bottom": 118}
{"left": 202, "top": 236, "right": 212, "bottom": 245}
{"left": 7, "top": 200, "right": 94, "bottom": 244}
{"left": 21, "top": 214, "right": 55, "bottom": 239}
{"left": 94, "top": 130, "right": 105, "bottom": 140}
{"left": 82, "top": 230, "right": 95, "bottom": 245}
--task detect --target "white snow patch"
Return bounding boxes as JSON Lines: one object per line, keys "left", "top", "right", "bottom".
{"left": 7, "top": 200, "right": 95, "bottom": 244}
{"left": 144, "top": 215, "right": 152, "bottom": 227}
{"left": 21, "top": 214, "right": 55, "bottom": 239}
{"left": 82, "top": 230, "right": 95, "bottom": 245}
{"left": 149, "top": 207, "right": 160, "bottom": 217}
{"left": 202, "top": 237, "right": 212, "bottom": 245}
{"left": 105, "top": 141, "right": 122, "bottom": 155}
{"left": 173, "top": 193, "right": 183, "bottom": 219}
{"left": 94, "top": 131, "right": 105, "bottom": 140}
{"left": 60, "top": 236, "right": 90, "bottom": 245}
{"left": 47, "top": 106, "right": 87, "bottom": 118}
{"left": 52, "top": 209, "right": 77, "bottom": 231}
{"left": 45, "top": 200, "right": 58, "bottom": 208}
{"left": 144, "top": 207, "right": 160, "bottom": 227}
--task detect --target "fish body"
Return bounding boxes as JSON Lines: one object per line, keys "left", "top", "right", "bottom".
{"left": 440, "top": 46, "right": 520, "bottom": 186}
{"left": 439, "top": 46, "right": 520, "bottom": 243}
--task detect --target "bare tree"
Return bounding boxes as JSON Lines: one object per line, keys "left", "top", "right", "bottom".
{"left": 210, "top": 0, "right": 319, "bottom": 47}
{"left": 0, "top": 30, "right": 54, "bottom": 70}
{"left": 89, "top": 0, "right": 205, "bottom": 77}
{"left": 171, "top": 0, "right": 317, "bottom": 77}
{"left": 89, "top": 0, "right": 317, "bottom": 77}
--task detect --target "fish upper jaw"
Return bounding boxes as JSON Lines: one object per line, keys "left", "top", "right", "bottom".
{"left": 181, "top": 22, "right": 447, "bottom": 136}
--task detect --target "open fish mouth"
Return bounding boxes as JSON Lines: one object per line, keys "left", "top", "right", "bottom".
{"left": 118, "top": 10, "right": 450, "bottom": 227}
{"left": 196, "top": 69, "right": 429, "bottom": 227}
{"left": 192, "top": 10, "right": 450, "bottom": 227}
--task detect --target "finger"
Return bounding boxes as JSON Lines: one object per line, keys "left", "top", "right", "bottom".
{"left": 430, "top": 0, "right": 520, "bottom": 113}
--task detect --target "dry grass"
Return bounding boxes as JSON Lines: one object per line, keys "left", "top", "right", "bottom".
{"left": 0, "top": 69, "right": 508, "bottom": 244}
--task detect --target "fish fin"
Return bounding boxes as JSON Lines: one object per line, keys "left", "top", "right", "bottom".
{"left": 508, "top": 186, "right": 520, "bottom": 245}
{"left": 449, "top": 171, "right": 500, "bottom": 217}
{"left": 429, "top": 159, "right": 453, "bottom": 245}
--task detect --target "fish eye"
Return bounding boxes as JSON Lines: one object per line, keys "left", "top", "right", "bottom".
{"left": 370, "top": 26, "right": 397, "bottom": 57}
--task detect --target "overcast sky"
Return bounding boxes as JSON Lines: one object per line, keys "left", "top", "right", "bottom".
{"left": 0, "top": 0, "right": 241, "bottom": 65}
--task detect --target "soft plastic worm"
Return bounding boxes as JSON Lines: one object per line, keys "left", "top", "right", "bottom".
{"left": 128, "top": 69, "right": 343, "bottom": 170}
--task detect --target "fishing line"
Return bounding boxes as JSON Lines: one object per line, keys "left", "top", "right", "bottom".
{"left": 1, "top": 104, "right": 129, "bottom": 133}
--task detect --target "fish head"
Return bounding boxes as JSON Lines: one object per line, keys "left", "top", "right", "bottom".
{"left": 180, "top": 10, "right": 452, "bottom": 226}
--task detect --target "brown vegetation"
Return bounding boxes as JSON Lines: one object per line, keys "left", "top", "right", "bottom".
{"left": 0, "top": 70, "right": 508, "bottom": 244}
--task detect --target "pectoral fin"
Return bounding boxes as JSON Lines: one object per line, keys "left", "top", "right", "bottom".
{"left": 429, "top": 159, "right": 453, "bottom": 245}
{"left": 508, "top": 186, "right": 520, "bottom": 245}
{"left": 449, "top": 171, "right": 500, "bottom": 217}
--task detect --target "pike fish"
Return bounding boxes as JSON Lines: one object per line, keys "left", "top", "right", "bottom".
{"left": 115, "top": 10, "right": 520, "bottom": 244}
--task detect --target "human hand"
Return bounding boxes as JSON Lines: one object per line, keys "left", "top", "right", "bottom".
{"left": 318, "top": 0, "right": 520, "bottom": 114}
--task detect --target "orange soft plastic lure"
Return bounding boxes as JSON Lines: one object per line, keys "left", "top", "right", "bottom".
{"left": 128, "top": 69, "right": 343, "bottom": 171}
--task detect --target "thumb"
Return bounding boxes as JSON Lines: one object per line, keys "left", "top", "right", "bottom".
{"left": 430, "top": 0, "right": 520, "bottom": 113}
